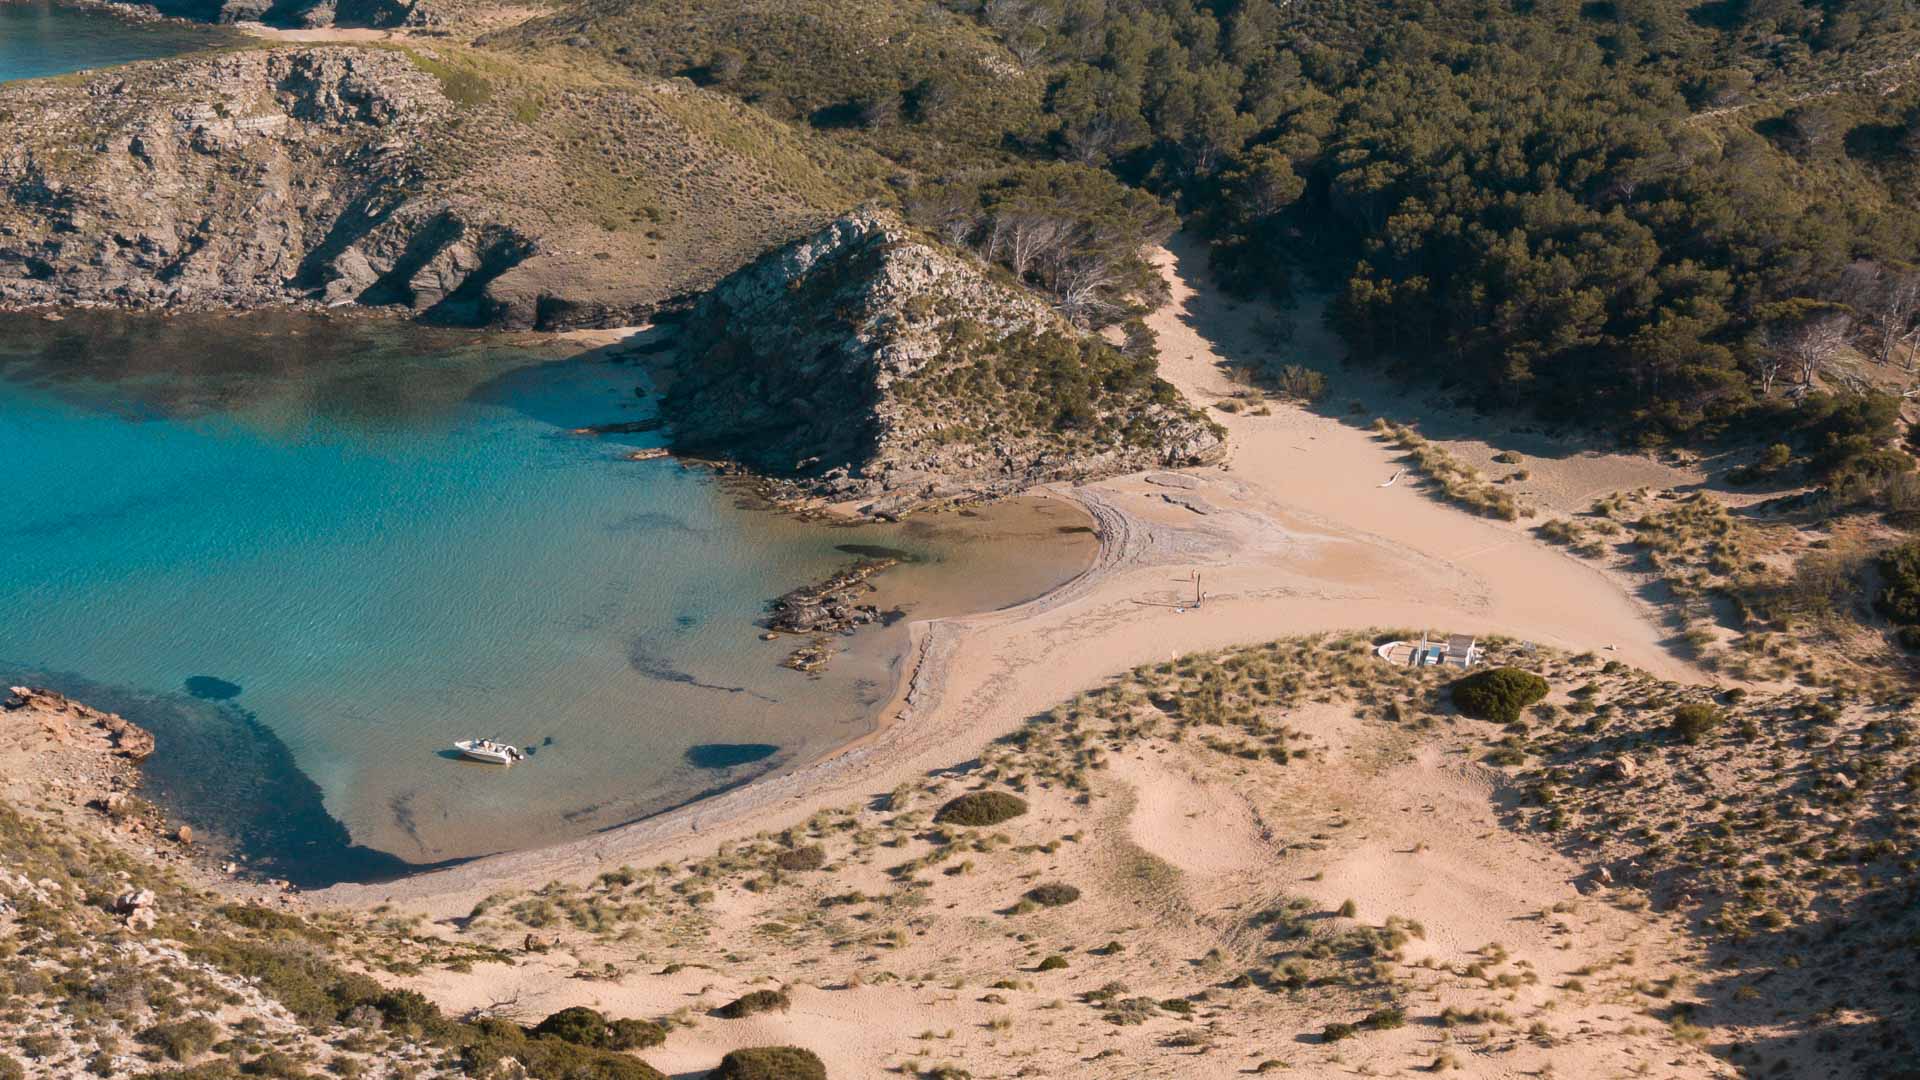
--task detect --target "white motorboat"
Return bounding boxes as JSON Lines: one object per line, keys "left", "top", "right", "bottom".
{"left": 454, "top": 739, "right": 524, "bottom": 765}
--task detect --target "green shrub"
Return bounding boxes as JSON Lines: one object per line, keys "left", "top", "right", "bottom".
{"left": 716, "top": 989, "right": 792, "bottom": 1019}
{"left": 711, "top": 1046, "right": 827, "bottom": 1080}
{"left": 1023, "top": 883, "right": 1080, "bottom": 907}
{"left": 1671, "top": 704, "right": 1725, "bottom": 745}
{"left": 0, "top": 1056, "right": 20, "bottom": 1080}
{"left": 1036, "top": 955, "right": 1069, "bottom": 971}
{"left": 532, "top": 1006, "right": 614, "bottom": 1047}
{"left": 1321, "top": 1021, "right": 1358, "bottom": 1042}
{"left": 374, "top": 989, "right": 439, "bottom": 1030}
{"left": 1276, "top": 364, "right": 1327, "bottom": 401}
{"left": 183, "top": 937, "right": 387, "bottom": 1028}
{"left": 1876, "top": 540, "right": 1920, "bottom": 625}
{"left": 523, "top": 1007, "right": 666, "bottom": 1052}
{"left": 239, "top": 1051, "right": 313, "bottom": 1078}
{"left": 1361, "top": 1007, "right": 1406, "bottom": 1030}
{"left": 215, "top": 905, "right": 327, "bottom": 940}
{"left": 134, "top": 1065, "right": 244, "bottom": 1080}
{"left": 1450, "top": 668, "right": 1550, "bottom": 723}
{"left": 608, "top": 1019, "right": 667, "bottom": 1051}
{"left": 772, "top": 845, "right": 827, "bottom": 871}
{"left": 459, "top": 1019, "right": 666, "bottom": 1080}
{"left": 932, "top": 791, "right": 1028, "bottom": 827}
{"left": 139, "top": 1018, "right": 221, "bottom": 1063}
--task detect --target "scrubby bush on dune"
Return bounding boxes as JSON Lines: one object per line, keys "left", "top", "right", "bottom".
{"left": 1450, "top": 668, "right": 1550, "bottom": 723}
{"left": 460, "top": 1017, "right": 667, "bottom": 1080}
{"left": 1671, "top": 704, "right": 1725, "bottom": 745}
{"left": 139, "top": 1018, "right": 221, "bottom": 1063}
{"left": 608, "top": 1019, "right": 668, "bottom": 1051}
{"left": 711, "top": 1046, "right": 827, "bottom": 1080}
{"left": 716, "top": 989, "right": 791, "bottom": 1019}
{"left": 772, "top": 844, "right": 826, "bottom": 871}
{"left": 1023, "top": 883, "right": 1080, "bottom": 907}
{"left": 529, "top": 1006, "right": 665, "bottom": 1051}
{"left": 1875, "top": 539, "right": 1920, "bottom": 625}
{"left": 932, "top": 790, "right": 1027, "bottom": 827}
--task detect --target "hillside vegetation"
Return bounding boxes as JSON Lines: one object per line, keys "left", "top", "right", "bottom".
{"left": 502, "top": 0, "right": 1920, "bottom": 444}
{"left": 491, "top": 0, "right": 1047, "bottom": 168}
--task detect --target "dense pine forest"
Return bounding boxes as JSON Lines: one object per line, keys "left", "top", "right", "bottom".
{"left": 522, "top": 0, "right": 1920, "bottom": 464}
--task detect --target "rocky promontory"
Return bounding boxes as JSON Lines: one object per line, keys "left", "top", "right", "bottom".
{"left": 0, "top": 45, "right": 858, "bottom": 327}
{"left": 663, "top": 211, "right": 1225, "bottom": 515}
{"left": 3, "top": 685, "right": 156, "bottom": 763}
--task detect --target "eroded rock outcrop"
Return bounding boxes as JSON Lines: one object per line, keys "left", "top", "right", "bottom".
{"left": 664, "top": 211, "right": 1224, "bottom": 514}
{"left": 0, "top": 46, "right": 853, "bottom": 327}
{"left": 4, "top": 686, "right": 156, "bottom": 761}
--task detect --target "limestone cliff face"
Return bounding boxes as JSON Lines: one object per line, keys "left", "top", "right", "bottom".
{"left": 665, "top": 211, "right": 1225, "bottom": 514}
{"left": 0, "top": 47, "right": 854, "bottom": 328}
{"left": 0, "top": 49, "right": 536, "bottom": 322}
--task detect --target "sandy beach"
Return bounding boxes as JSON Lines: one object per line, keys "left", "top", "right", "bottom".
{"left": 272, "top": 232, "right": 1749, "bottom": 1078}
{"left": 318, "top": 233, "right": 1701, "bottom": 914}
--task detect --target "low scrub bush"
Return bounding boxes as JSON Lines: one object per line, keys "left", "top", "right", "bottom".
{"left": 716, "top": 989, "right": 792, "bottom": 1019}
{"left": 459, "top": 1018, "right": 666, "bottom": 1080}
{"left": 772, "top": 845, "right": 827, "bottom": 871}
{"left": 1024, "top": 883, "right": 1081, "bottom": 907}
{"left": 1451, "top": 668, "right": 1550, "bottom": 723}
{"left": 139, "top": 1018, "right": 221, "bottom": 1063}
{"left": 1875, "top": 540, "right": 1920, "bottom": 625}
{"left": 1671, "top": 704, "right": 1725, "bottom": 745}
{"left": 529, "top": 1006, "right": 662, "bottom": 1050}
{"left": 711, "top": 1046, "right": 827, "bottom": 1080}
{"left": 1361, "top": 1007, "right": 1406, "bottom": 1030}
{"left": 933, "top": 791, "right": 1027, "bottom": 827}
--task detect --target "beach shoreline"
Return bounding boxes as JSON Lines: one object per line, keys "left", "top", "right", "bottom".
{"left": 313, "top": 232, "right": 1708, "bottom": 914}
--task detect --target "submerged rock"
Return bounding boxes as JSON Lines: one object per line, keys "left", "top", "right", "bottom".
{"left": 684, "top": 743, "right": 779, "bottom": 769}
{"left": 184, "top": 676, "right": 243, "bottom": 701}
{"left": 766, "top": 558, "right": 896, "bottom": 634}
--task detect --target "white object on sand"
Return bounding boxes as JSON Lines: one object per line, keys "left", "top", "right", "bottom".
{"left": 1378, "top": 469, "right": 1403, "bottom": 488}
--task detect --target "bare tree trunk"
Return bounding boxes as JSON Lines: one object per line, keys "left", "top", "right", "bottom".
{"left": 1878, "top": 274, "right": 1920, "bottom": 365}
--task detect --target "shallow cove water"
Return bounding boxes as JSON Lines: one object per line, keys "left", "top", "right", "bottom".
{"left": 0, "top": 312, "right": 1097, "bottom": 886}
{"left": 0, "top": 2, "right": 229, "bottom": 83}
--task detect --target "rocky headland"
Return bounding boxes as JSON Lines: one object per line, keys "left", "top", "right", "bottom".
{"left": 662, "top": 211, "right": 1226, "bottom": 516}
{"left": 0, "top": 44, "right": 861, "bottom": 328}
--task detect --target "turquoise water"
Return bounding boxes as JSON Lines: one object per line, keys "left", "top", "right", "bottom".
{"left": 0, "top": 313, "right": 1093, "bottom": 884}
{"left": 0, "top": 2, "right": 227, "bottom": 83}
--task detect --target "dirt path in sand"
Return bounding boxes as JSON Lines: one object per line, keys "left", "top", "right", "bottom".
{"left": 318, "top": 232, "right": 1704, "bottom": 914}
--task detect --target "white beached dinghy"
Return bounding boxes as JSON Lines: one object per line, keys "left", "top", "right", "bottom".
{"left": 454, "top": 739, "right": 524, "bottom": 765}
